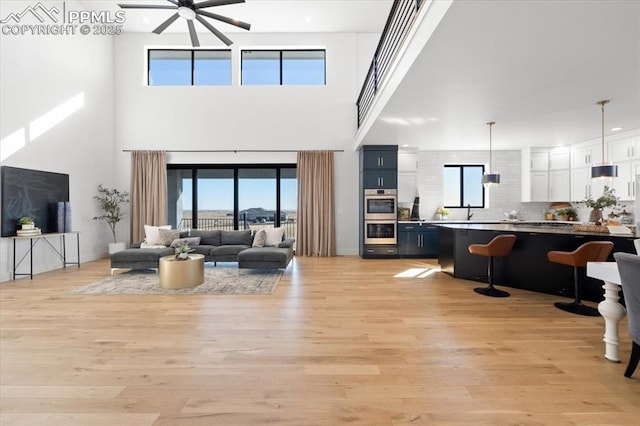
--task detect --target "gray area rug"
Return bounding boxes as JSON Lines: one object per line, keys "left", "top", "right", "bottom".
{"left": 69, "top": 265, "right": 283, "bottom": 295}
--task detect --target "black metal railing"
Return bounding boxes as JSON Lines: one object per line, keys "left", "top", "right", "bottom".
{"left": 356, "top": 0, "right": 424, "bottom": 128}
{"left": 178, "top": 216, "right": 297, "bottom": 240}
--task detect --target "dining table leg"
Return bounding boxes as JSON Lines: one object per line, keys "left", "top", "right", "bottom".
{"left": 598, "top": 280, "right": 626, "bottom": 362}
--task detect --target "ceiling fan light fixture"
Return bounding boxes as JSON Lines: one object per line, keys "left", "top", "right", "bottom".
{"left": 178, "top": 6, "right": 196, "bottom": 20}
{"left": 590, "top": 99, "right": 618, "bottom": 179}
{"left": 483, "top": 121, "right": 501, "bottom": 187}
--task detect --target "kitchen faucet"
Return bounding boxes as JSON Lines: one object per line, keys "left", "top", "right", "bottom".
{"left": 467, "top": 204, "right": 473, "bottom": 221}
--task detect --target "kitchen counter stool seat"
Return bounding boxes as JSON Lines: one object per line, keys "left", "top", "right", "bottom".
{"left": 468, "top": 234, "right": 517, "bottom": 298}
{"left": 548, "top": 241, "right": 614, "bottom": 316}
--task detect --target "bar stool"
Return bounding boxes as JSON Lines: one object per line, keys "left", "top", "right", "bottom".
{"left": 468, "top": 234, "right": 517, "bottom": 298}
{"left": 547, "top": 241, "right": 614, "bottom": 316}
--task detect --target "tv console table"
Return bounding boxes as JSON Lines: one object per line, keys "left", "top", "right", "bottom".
{"left": 10, "top": 232, "right": 80, "bottom": 280}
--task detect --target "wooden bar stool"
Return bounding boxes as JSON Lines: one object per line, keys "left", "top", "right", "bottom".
{"left": 547, "top": 241, "right": 614, "bottom": 316}
{"left": 468, "top": 234, "right": 517, "bottom": 298}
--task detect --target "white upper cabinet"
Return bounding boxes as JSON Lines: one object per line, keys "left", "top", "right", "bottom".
{"left": 549, "top": 150, "right": 570, "bottom": 170}
{"left": 522, "top": 148, "right": 570, "bottom": 202}
{"left": 530, "top": 151, "right": 549, "bottom": 170}
{"left": 549, "top": 169, "right": 571, "bottom": 201}
{"left": 610, "top": 136, "right": 640, "bottom": 162}
{"left": 571, "top": 143, "right": 602, "bottom": 168}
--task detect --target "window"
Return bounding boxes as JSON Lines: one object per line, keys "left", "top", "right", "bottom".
{"left": 241, "top": 49, "right": 326, "bottom": 85}
{"left": 148, "top": 49, "right": 231, "bottom": 86}
{"left": 443, "top": 165, "right": 485, "bottom": 208}
{"left": 167, "top": 165, "right": 297, "bottom": 240}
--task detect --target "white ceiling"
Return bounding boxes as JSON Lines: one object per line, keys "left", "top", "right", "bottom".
{"left": 363, "top": 0, "right": 640, "bottom": 150}
{"left": 82, "top": 0, "right": 393, "bottom": 33}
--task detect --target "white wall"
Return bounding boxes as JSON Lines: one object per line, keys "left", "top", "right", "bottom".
{"left": 113, "top": 31, "right": 380, "bottom": 255}
{"left": 0, "top": 1, "right": 116, "bottom": 281}
{"left": 417, "top": 150, "right": 523, "bottom": 221}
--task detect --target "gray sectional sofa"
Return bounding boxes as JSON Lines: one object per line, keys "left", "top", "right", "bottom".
{"left": 110, "top": 229, "right": 294, "bottom": 273}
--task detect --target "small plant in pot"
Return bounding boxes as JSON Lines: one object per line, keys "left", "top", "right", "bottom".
{"left": 555, "top": 207, "right": 578, "bottom": 221}
{"left": 174, "top": 242, "right": 195, "bottom": 260}
{"left": 93, "top": 184, "right": 129, "bottom": 253}
{"left": 18, "top": 217, "right": 35, "bottom": 230}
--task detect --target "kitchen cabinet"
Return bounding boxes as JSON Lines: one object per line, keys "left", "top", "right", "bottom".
{"left": 549, "top": 170, "right": 570, "bottom": 201}
{"left": 549, "top": 150, "right": 570, "bottom": 170}
{"left": 361, "top": 170, "right": 397, "bottom": 189}
{"left": 531, "top": 151, "right": 549, "bottom": 171}
{"left": 397, "top": 149, "right": 418, "bottom": 203}
{"left": 609, "top": 137, "right": 639, "bottom": 162}
{"left": 530, "top": 171, "right": 549, "bottom": 201}
{"left": 360, "top": 147, "right": 398, "bottom": 171}
{"left": 612, "top": 160, "right": 639, "bottom": 201}
{"left": 571, "top": 143, "right": 602, "bottom": 168}
{"left": 398, "top": 222, "right": 438, "bottom": 258}
{"left": 571, "top": 167, "right": 606, "bottom": 202}
{"left": 522, "top": 148, "right": 570, "bottom": 202}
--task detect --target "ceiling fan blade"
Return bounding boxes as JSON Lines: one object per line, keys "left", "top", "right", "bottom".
{"left": 195, "top": 0, "right": 245, "bottom": 9}
{"left": 118, "top": 4, "right": 177, "bottom": 9}
{"left": 197, "top": 10, "right": 251, "bottom": 30}
{"left": 187, "top": 19, "right": 200, "bottom": 47}
{"left": 195, "top": 15, "right": 232, "bottom": 46}
{"left": 152, "top": 12, "right": 180, "bottom": 34}
{"left": 166, "top": 0, "right": 180, "bottom": 5}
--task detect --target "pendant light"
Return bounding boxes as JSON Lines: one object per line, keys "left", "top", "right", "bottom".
{"left": 591, "top": 99, "right": 618, "bottom": 179}
{"left": 482, "top": 121, "right": 500, "bottom": 186}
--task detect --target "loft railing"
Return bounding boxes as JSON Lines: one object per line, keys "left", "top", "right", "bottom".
{"left": 178, "top": 217, "right": 298, "bottom": 240}
{"left": 356, "top": 0, "right": 424, "bottom": 128}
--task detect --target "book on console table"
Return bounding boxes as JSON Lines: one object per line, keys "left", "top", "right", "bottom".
{"left": 16, "top": 228, "right": 42, "bottom": 236}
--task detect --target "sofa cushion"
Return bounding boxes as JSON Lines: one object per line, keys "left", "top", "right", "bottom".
{"left": 144, "top": 224, "right": 172, "bottom": 245}
{"left": 252, "top": 229, "right": 267, "bottom": 248}
{"left": 111, "top": 247, "right": 173, "bottom": 262}
{"left": 221, "top": 230, "right": 252, "bottom": 246}
{"left": 191, "top": 245, "right": 216, "bottom": 256}
{"left": 170, "top": 237, "right": 201, "bottom": 247}
{"left": 264, "top": 227, "right": 285, "bottom": 247}
{"left": 211, "top": 245, "right": 250, "bottom": 257}
{"left": 158, "top": 229, "right": 180, "bottom": 246}
{"left": 190, "top": 230, "right": 221, "bottom": 246}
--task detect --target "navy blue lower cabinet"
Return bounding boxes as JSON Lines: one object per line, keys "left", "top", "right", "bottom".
{"left": 398, "top": 223, "right": 438, "bottom": 258}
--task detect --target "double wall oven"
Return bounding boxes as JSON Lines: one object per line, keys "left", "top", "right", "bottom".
{"left": 364, "top": 189, "right": 397, "bottom": 245}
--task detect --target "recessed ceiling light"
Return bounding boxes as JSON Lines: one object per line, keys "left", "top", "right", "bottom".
{"left": 611, "top": 127, "right": 623, "bottom": 131}
{"left": 401, "top": 144, "right": 409, "bottom": 147}
{"left": 426, "top": 117, "right": 440, "bottom": 122}
{"left": 305, "top": 16, "right": 311, "bottom": 23}
{"left": 142, "top": 17, "right": 150, "bottom": 24}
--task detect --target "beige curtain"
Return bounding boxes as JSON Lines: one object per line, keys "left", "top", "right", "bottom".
{"left": 296, "top": 150, "right": 336, "bottom": 257}
{"left": 130, "top": 150, "right": 167, "bottom": 242}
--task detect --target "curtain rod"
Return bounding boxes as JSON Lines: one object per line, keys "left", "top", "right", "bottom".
{"left": 122, "top": 149, "right": 345, "bottom": 153}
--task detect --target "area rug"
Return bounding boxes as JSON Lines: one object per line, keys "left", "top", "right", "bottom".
{"left": 68, "top": 265, "right": 283, "bottom": 295}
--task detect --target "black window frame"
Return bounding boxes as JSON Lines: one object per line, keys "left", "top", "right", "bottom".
{"left": 167, "top": 163, "right": 297, "bottom": 230}
{"left": 443, "top": 164, "right": 486, "bottom": 209}
{"left": 147, "top": 48, "right": 232, "bottom": 86}
{"left": 240, "top": 49, "right": 327, "bottom": 86}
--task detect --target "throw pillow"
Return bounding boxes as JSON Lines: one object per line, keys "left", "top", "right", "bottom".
{"left": 264, "top": 227, "right": 285, "bottom": 247}
{"left": 170, "top": 237, "right": 201, "bottom": 248}
{"left": 157, "top": 229, "right": 180, "bottom": 246}
{"left": 140, "top": 242, "right": 167, "bottom": 249}
{"left": 252, "top": 229, "right": 267, "bottom": 248}
{"left": 144, "top": 224, "right": 171, "bottom": 245}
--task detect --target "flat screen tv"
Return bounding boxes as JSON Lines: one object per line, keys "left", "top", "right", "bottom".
{"left": 1, "top": 166, "right": 69, "bottom": 237}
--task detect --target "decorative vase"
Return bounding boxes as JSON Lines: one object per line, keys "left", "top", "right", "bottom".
{"left": 108, "top": 242, "right": 126, "bottom": 254}
{"left": 589, "top": 208, "right": 603, "bottom": 224}
{"left": 177, "top": 252, "right": 189, "bottom": 260}
{"left": 21, "top": 223, "right": 34, "bottom": 230}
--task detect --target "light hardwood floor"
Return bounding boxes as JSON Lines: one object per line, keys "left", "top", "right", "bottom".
{"left": 1, "top": 256, "right": 638, "bottom": 425}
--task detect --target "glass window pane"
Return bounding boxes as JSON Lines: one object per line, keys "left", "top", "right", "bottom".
{"left": 167, "top": 169, "right": 193, "bottom": 230}
{"left": 242, "top": 51, "right": 280, "bottom": 85}
{"left": 280, "top": 168, "right": 297, "bottom": 245}
{"left": 462, "top": 166, "right": 484, "bottom": 207}
{"left": 443, "top": 167, "right": 461, "bottom": 206}
{"left": 282, "top": 50, "right": 325, "bottom": 85}
{"left": 194, "top": 50, "right": 231, "bottom": 86}
{"left": 197, "top": 169, "right": 234, "bottom": 230}
{"left": 238, "top": 169, "right": 277, "bottom": 230}
{"left": 149, "top": 50, "right": 191, "bottom": 86}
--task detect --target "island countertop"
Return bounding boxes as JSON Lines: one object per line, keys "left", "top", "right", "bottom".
{"left": 435, "top": 222, "right": 637, "bottom": 238}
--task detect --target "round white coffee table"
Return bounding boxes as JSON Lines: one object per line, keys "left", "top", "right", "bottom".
{"left": 159, "top": 254, "right": 205, "bottom": 289}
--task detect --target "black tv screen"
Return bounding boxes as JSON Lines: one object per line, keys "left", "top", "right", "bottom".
{"left": 1, "top": 166, "right": 69, "bottom": 237}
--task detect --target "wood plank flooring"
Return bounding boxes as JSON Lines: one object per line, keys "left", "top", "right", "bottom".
{"left": 1, "top": 256, "right": 638, "bottom": 425}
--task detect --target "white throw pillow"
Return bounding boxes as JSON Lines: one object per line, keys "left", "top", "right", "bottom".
{"left": 264, "top": 227, "right": 285, "bottom": 247}
{"left": 252, "top": 229, "right": 267, "bottom": 248}
{"left": 144, "top": 224, "right": 171, "bottom": 245}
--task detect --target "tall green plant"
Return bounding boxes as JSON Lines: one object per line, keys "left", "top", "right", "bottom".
{"left": 93, "top": 184, "right": 129, "bottom": 243}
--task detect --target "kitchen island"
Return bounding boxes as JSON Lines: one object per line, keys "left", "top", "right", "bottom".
{"left": 438, "top": 223, "right": 637, "bottom": 302}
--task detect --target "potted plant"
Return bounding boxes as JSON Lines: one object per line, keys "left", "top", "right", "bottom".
{"left": 174, "top": 242, "right": 195, "bottom": 260}
{"left": 436, "top": 207, "right": 450, "bottom": 220}
{"left": 582, "top": 185, "right": 619, "bottom": 224}
{"left": 93, "top": 184, "right": 129, "bottom": 254}
{"left": 17, "top": 216, "right": 35, "bottom": 230}
{"left": 555, "top": 206, "right": 578, "bottom": 221}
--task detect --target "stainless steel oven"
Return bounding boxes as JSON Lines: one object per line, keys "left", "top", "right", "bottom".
{"left": 364, "top": 188, "right": 397, "bottom": 220}
{"left": 364, "top": 220, "right": 397, "bottom": 245}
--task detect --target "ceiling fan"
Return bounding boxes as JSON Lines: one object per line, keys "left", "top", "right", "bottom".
{"left": 118, "top": 0, "right": 251, "bottom": 47}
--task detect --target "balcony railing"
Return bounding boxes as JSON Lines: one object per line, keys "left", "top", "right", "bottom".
{"left": 178, "top": 216, "right": 298, "bottom": 241}
{"left": 356, "top": 0, "right": 424, "bottom": 128}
